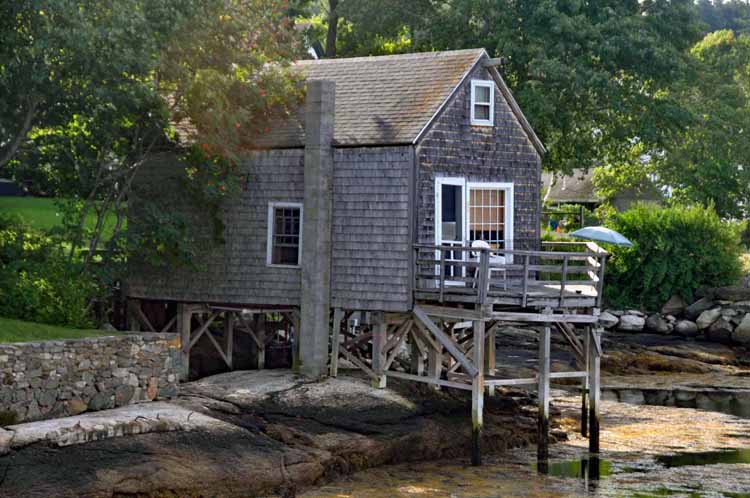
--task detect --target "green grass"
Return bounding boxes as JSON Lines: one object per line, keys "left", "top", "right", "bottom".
{"left": 0, "top": 196, "right": 121, "bottom": 238}
{"left": 0, "top": 317, "right": 113, "bottom": 343}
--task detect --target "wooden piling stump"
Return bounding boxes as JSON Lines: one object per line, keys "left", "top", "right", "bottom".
{"left": 471, "top": 319, "right": 485, "bottom": 466}
{"left": 588, "top": 327, "right": 602, "bottom": 453}
{"left": 537, "top": 325, "right": 551, "bottom": 462}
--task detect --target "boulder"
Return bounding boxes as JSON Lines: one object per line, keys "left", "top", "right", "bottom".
{"left": 696, "top": 308, "right": 722, "bottom": 330}
{"left": 674, "top": 320, "right": 699, "bottom": 338}
{"left": 0, "top": 428, "right": 11, "bottom": 456}
{"left": 705, "top": 318, "right": 734, "bottom": 344}
{"left": 626, "top": 309, "right": 646, "bottom": 317}
{"left": 645, "top": 314, "right": 671, "bottom": 335}
{"left": 714, "top": 286, "right": 750, "bottom": 302}
{"left": 618, "top": 314, "right": 645, "bottom": 332}
{"left": 685, "top": 297, "right": 716, "bottom": 320}
{"left": 608, "top": 310, "right": 625, "bottom": 317}
{"left": 598, "top": 311, "right": 619, "bottom": 329}
{"left": 731, "top": 313, "right": 750, "bottom": 345}
{"left": 66, "top": 398, "right": 88, "bottom": 416}
{"left": 661, "top": 295, "right": 687, "bottom": 317}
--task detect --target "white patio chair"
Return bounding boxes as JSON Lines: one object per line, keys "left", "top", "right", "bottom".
{"left": 471, "top": 240, "right": 507, "bottom": 291}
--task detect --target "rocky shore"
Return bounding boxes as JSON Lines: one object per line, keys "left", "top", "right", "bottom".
{"left": 0, "top": 370, "right": 543, "bottom": 498}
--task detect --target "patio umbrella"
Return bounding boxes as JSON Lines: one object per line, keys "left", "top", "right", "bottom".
{"left": 569, "top": 226, "right": 633, "bottom": 247}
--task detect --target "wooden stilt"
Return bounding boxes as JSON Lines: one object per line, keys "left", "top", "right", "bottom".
{"left": 471, "top": 319, "right": 485, "bottom": 466}
{"left": 127, "top": 299, "right": 142, "bottom": 332}
{"left": 255, "top": 313, "right": 266, "bottom": 370}
{"left": 224, "top": 312, "right": 234, "bottom": 370}
{"left": 582, "top": 326, "right": 590, "bottom": 437}
{"left": 290, "top": 310, "right": 301, "bottom": 374}
{"left": 410, "top": 328, "right": 425, "bottom": 376}
{"left": 329, "top": 308, "right": 344, "bottom": 377}
{"left": 537, "top": 325, "right": 551, "bottom": 463}
{"left": 371, "top": 313, "right": 387, "bottom": 388}
{"left": 484, "top": 321, "right": 496, "bottom": 396}
{"left": 588, "top": 327, "right": 602, "bottom": 453}
{"left": 176, "top": 303, "right": 192, "bottom": 381}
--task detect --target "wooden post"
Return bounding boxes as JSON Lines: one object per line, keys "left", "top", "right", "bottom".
{"left": 329, "top": 308, "right": 344, "bottom": 377}
{"left": 371, "top": 312, "right": 387, "bottom": 388}
{"left": 427, "top": 340, "right": 441, "bottom": 390}
{"left": 290, "top": 310, "right": 301, "bottom": 373}
{"left": 255, "top": 313, "right": 266, "bottom": 370}
{"left": 176, "top": 303, "right": 192, "bottom": 381}
{"left": 127, "top": 299, "right": 142, "bottom": 332}
{"left": 588, "top": 327, "right": 602, "bottom": 453}
{"left": 471, "top": 319, "right": 485, "bottom": 466}
{"left": 582, "top": 326, "right": 590, "bottom": 437}
{"left": 537, "top": 325, "right": 551, "bottom": 463}
{"left": 484, "top": 321, "right": 496, "bottom": 396}
{"left": 224, "top": 312, "right": 234, "bottom": 370}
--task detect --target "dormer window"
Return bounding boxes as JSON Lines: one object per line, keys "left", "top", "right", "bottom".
{"left": 470, "top": 80, "right": 494, "bottom": 126}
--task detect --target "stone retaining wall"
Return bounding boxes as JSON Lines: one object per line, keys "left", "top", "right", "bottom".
{"left": 0, "top": 333, "right": 182, "bottom": 425}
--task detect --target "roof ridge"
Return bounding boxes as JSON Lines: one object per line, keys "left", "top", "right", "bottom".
{"left": 294, "top": 48, "right": 485, "bottom": 66}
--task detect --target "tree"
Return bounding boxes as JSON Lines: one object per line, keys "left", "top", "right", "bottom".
{"left": 660, "top": 30, "right": 750, "bottom": 218}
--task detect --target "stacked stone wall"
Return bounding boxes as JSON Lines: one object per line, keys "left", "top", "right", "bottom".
{"left": 0, "top": 333, "right": 181, "bottom": 425}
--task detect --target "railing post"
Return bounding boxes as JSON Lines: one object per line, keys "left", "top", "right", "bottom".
{"left": 478, "top": 250, "right": 489, "bottom": 305}
{"left": 596, "top": 254, "right": 608, "bottom": 308}
{"left": 439, "top": 247, "right": 446, "bottom": 303}
{"left": 522, "top": 254, "right": 530, "bottom": 308}
{"left": 560, "top": 254, "right": 569, "bottom": 307}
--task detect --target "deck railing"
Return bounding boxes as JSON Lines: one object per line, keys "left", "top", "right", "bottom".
{"left": 413, "top": 241, "right": 608, "bottom": 308}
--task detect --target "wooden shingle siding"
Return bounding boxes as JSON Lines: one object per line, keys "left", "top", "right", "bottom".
{"left": 128, "top": 149, "right": 305, "bottom": 306}
{"left": 331, "top": 146, "right": 412, "bottom": 312}
{"left": 416, "top": 65, "right": 542, "bottom": 251}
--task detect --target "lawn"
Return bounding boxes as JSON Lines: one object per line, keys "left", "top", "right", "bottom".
{"left": 0, "top": 317, "right": 114, "bottom": 344}
{"left": 0, "top": 196, "right": 121, "bottom": 237}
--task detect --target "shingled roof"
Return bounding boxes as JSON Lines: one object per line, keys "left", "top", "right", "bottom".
{"left": 255, "top": 48, "right": 488, "bottom": 148}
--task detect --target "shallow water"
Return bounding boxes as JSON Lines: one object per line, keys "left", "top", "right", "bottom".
{"left": 302, "top": 397, "right": 750, "bottom": 498}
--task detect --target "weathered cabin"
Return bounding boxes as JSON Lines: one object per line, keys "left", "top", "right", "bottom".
{"left": 128, "top": 48, "right": 606, "bottom": 465}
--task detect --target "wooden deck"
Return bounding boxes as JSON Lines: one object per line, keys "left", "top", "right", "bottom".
{"left": 413, "top": 241, "right": 608, "bottom": 310}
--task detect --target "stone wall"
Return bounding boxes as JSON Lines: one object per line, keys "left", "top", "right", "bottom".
{"left": 0, "top": 333, "right": 182, "bottom": 425}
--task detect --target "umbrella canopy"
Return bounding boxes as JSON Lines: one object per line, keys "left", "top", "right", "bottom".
{"left": 569, "top": 226, "right": 633, "bottom": 247}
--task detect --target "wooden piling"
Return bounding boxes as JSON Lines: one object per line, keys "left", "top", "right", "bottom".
{"left": 371, "top": 313, "right": 387, "bottom": 389}
{"left": 255, "top": 313, "right": 266, "bottom": 370}
{"left": 582, "top": 326, "right": 590, "bottom": 437}
{"left": 484, "top": 321, "right": 496, "bottom": 396}
{"left": 588, "top": 327, "right": 602, "bottom": 453}
{"left": 329, "top": 308, "right": 344, "bottom": 377}
{"left": 471, "top": 319, "right": 485, "bottom": 466}
{"left": 224, "top": 312, "right": 234, "bottom": 370}
{"left": 537, "top": 325, "right": 551, "bottom": 462}
{"left": 176, "top": 303, "right": 192, "bottom": 381}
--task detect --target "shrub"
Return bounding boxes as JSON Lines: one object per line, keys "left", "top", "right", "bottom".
{"left": 0, "top": 214, "right": 97, "bottom": 328}
{"left": 604, "top": 204, "right": 744, "bottom": 310}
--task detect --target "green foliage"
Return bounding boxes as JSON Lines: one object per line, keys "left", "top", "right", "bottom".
{"left": 0, "top": 215, "right": 97, "bottom": 328}
{"left": 604, "top": 204, "right": 744, "bottom": 310}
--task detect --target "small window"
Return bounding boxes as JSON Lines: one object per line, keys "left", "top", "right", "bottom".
{"left": 470, "top": 80, "right": 494, "bottom": 126}
{"left": 267, "top": 202, "right": 302, "bottom": 267}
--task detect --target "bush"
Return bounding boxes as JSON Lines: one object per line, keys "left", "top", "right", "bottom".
{"left": 0, "top": 214, "right": 97, "bottom": 328}
{"left": 604, "top": 204, "right": 744, "bottom": 310}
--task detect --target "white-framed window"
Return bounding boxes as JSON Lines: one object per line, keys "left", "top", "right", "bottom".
{"left": 266, "top": 202, "right": 303, "bottom": 267}
{"left": 470, "top": 80, "right": 495, "bottom": 126}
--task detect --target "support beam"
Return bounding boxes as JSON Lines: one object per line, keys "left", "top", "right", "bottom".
{"left": 224, "top": 313, "right": 234, "bottom": 370}
{"left": 413, "top": 306, "right": 479, "bottom": 378}
{"left": 299, "top": 79, "right": 336, "bottom": 379}
{"left": 582, "top": 328, "right": 590, "bottom": 437}
{"left": 471, "top": 319, "right": 485, "bottom": 466}
{"left": 484, "top": 321, "right": 496, "bottom": 396}
{"left": 176, "top": 303, "right": 191, "bottom": 381}
{"left": 588, "top": 327, "right": 602, "bottom": 453}
{"left": 537, "top": 325, "right": 551, "bottom": 463}
{"left": 371, "top": 313, "right": 387, "bottom": 388}
{"left": 255, "top": 313, "right": 266, "bottom": 370}
{"left": 329, "top": 308, "right": 344, "bottom": 377}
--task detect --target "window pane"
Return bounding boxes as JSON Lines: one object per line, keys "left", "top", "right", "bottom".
{"left": 474, "top": 104, "right": 490, "bottom": 120}
{"left": 475, "top": 85, "right": 490, "bottom": 103}
{"left": 271, "top": 206, "right": 301, "bottom": 265}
